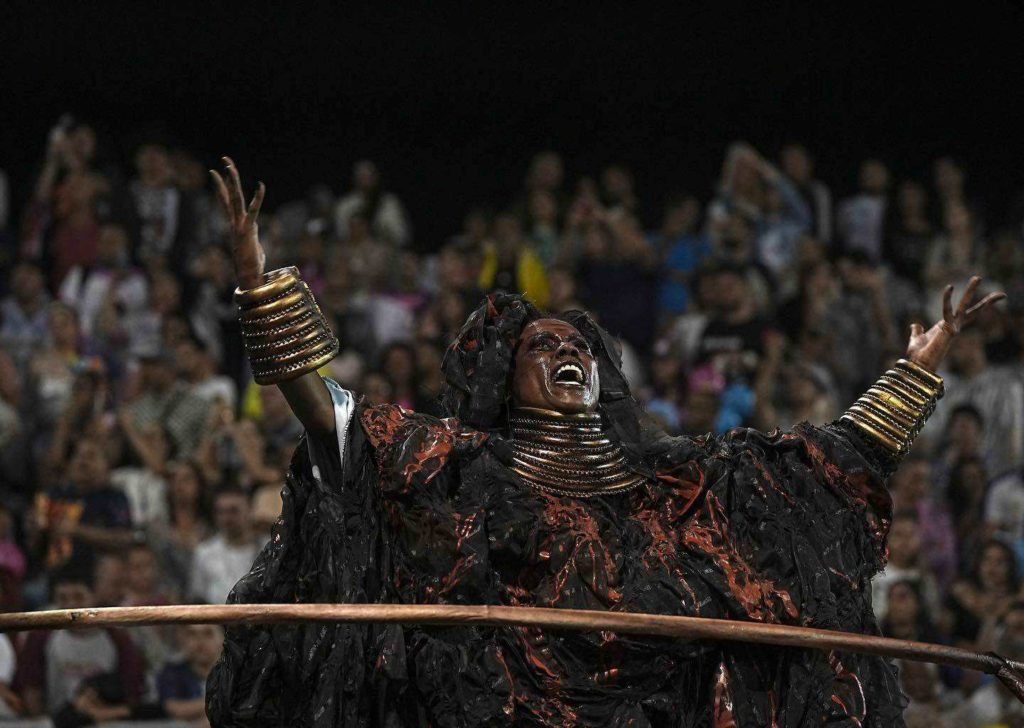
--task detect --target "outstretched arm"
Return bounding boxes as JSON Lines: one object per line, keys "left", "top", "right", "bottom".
{"left": 210, "top": 157, "right": 336, "bottom": 436}
{"left": 840, "top": 275, "right": 1005, "bottom": 471}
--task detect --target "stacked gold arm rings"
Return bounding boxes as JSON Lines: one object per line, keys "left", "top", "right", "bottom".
{"left": 236, "top": 267, "right": 339, "bottom": 384}
{"left": 840, "top": 358, "right": 944, "bottom": 457}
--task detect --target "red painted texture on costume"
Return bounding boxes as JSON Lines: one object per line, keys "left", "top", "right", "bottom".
{"left": 712, "top": 661, "right": 737, "bottom": 728}
{"left": 682, "top": 491, "right": 798, "bottom": 622}
{"left": 632, "top": 504, "right": 702, "bottom": 614}
{"left": 361, "top": 404, "right": 487, "bottom": 492}
{"left": 827, "top": 652, "right": 866, "bottom": 725}
{"left": 634, "top": 462, "right": 705, "bottom": 614}
{"left": 492, "top": 645, "right": 517, "bottom": 718}
{"left": 799, "top": 432, "right": 892, "bottom": 551}
{"left": 535, "top": 495, "right": 622, "bottom": 606}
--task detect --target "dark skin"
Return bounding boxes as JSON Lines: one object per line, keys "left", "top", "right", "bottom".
{"left": 512, "top": 320, "right": 599, "bottom": 413}
{"left": 210, "top": 159, "right": 1004, "bottom": 433}
{"left": 211, "top": 157, "right": 335, "bottom": 436}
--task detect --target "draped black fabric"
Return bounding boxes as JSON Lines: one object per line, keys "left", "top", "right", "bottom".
{"left": 207, "top": 296, "right": 906, "bottom": 727}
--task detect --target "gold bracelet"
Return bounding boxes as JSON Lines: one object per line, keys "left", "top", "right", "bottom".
{"left": 234, "top": 267, "right": 300, "bottom": 307}
{"left": 238, "top": 289, "right": 307, "bottom": 322}
{"left": 235, "top": 269, "right": 339, "bottom": 385}
{"left": 840, "top": 361, "right": 943, "bottom": 457}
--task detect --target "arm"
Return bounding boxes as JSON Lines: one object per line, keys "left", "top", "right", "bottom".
{"left": 66, "top": 523, "right": 136, "bottom": 550}
{"left": 118, "top": 407, "right": 169, "bottom": 474}
{"left": 210, "top": 158, "right": 336, "bottom": 437}
{"left": 839, "top": 276, "right": 1005, "bottom": 474}
{"left": 163, "top": 697, "right": 207, "bottom": 720}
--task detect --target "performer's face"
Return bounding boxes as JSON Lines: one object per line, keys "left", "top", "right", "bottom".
{"left": 512, "top": 319, "right": 599, "bottom": 413}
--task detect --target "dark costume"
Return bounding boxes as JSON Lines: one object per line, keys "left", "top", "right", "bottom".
{"left": 208, "top": 295, "right": 906, "bottom": 727}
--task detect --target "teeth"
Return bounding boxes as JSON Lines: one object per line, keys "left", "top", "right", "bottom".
{"left": 554, "top": 363, "right": 585, "bottom": 385}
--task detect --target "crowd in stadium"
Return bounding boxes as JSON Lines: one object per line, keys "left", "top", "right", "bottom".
{"left": 1, "top": 119, "right": 1024, "bottom": 725}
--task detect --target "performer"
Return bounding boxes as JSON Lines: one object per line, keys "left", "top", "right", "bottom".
{"left": 204, "top": 158, "right": 1003, "bottom": 727}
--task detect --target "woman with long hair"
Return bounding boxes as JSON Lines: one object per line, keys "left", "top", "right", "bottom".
{"left": 150, "top": 460, "right": 211, "bottom": 601}
{"left": 946, "top": 539, "right": 1021, "bottom": 649}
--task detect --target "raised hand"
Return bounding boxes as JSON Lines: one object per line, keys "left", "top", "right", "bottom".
{"left": 906, "top": 275, "right": 1006, "bottom": 372}
{"left": 210, "top": 156, "right": 266, "bottom": 290}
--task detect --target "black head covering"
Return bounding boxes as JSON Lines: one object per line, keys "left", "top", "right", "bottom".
{"left": 440, "top": 293, "right": 671, "bottom": 470}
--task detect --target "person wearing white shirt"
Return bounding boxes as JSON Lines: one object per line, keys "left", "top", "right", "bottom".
{"left": 189, "top": 488, "right": 259, "bottom": 604}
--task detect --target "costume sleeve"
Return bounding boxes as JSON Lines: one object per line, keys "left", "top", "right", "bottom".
{"left": 700, "top": 423, "right": 906, "bottom": 726}
{"left": 714, "top": 422, "right": 893, "bottom": 592}
{"left": 206, "top": 380, "right": 405, "bottom": 728}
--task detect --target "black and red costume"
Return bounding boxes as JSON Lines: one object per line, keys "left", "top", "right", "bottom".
{"left": 207, "top": 295, "right": 905, "bottom": 727}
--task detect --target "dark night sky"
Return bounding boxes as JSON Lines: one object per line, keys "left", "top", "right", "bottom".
{"left": 4, "top": 3, "right": 1024, "bottom": 247}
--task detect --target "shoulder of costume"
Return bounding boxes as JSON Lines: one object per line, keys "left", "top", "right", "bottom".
{"left": 359, "top": 402, "right": 488, "bottom": 452}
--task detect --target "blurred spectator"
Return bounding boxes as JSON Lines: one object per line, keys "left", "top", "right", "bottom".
{"left": 560, "top": 202, "right": 658, "bottom": 352}
{"left": 126, "top": 348, "right": 210, "bottom": 458}
{"left": 515, "top": 151, "right": 566, "bottom": 221}
{"left": 837, "top": 158, "right": 889, "bottom": 261}
{"left": 251, "top": 485, "right": 283, "bottom": 542}
{"left": 93, "top": 553, "right": 126, "bottom": 608}
{"left": 175, "top": 335, "right": 238, "bottom": 410}
{"left": 547, "top": 265, "right": 584, "bottom": 314}
{"left": 130, "top": 142, "right": 187, "bottom": 271}
{"left": 883, "top": 180, "right": 935, "bottom": 285}
{"left": 156, "top": 624, "right": 223, "bottom": 725}
{"left": 949, "top": 601, "right": 1024, "bottom": 726}
{"left": 14, "top": 560, "right": 144, "bottom": 717}
{"left": 59, "top": 222, "right": 148, "bottom": 339}
{"left": 925, "top": 202, "right": 987, "bottom": 321}
{"left": 927, "top": 327, "right": 1024, "bottom": 478}
{"left": 945, "top": 539, "right": 1020, "bottom": 648}
{"left": 933, "top": 404, "right": 991, "bottom": 490}
{"left": 890, "top": 455, "right": 958, "bottom": 591}
{"left": 526, "top": 189, "right": 561, "bottom": 266}
{"left": 480, "top": 211, "right": 549, "bottom": 308}
{"left": 0, "top": 627, "right": 17, "bottom": 717}
{"left": 946, "top": 456, "right": 993, "bottom": 573}
{"left": 29, "top": 437, "right": 134, "bottom": 572}
{"left": 111, "top": 411, "right": 170, "bottom": 528}
{"left": 188, "top": 488, "right": 258, "bottom": 604}
{"left": 826, "top": 252, "right": 896, "bottom": 401}
{"left": 600, "top": 164, "right": 638, "bottom": 218}
{"left": 872, "top": 511, "right": 942, "bottom": 621}
{"left": 122, "top": 543, "right": 170, "bottom": 607}
{"left": 380, "top": 342, "right": 433, "bottom": 413}
{"left": 345, "top": 209, "right": 393, "bottom": 290}
{"left": 650, "top": 194, "right": 709, "bottom": 316}
{"left": 151, "top": 460, "right": 210, "bottom": 600}
{"left": 880, "top": 579, "right": 942, "bottom": 643}
{"left": 0, "top": 261, "right": 50, "bottom": 370}
{"left": 780, "top": 143, "right": 833, "bottom": 245}
{"left": 986, "top": 464, "right": 1024, "bottom": 565}
{"left": 710, "top": 143, "right": 812, "bottom": 288}
{"left": 0, "top": 504, "right": 25, "bottom": 611}
{"left": 898, "top": 659, "right": 953, "bottom": 728}
{"left": 27, "top": 302, "right": 84, "bottom": 420}
{"left": 932, "top": 157, "right": 980, "bottom": 231}
{"left": 334, "top": 160, "right": 410, "bottom": 247}
{"left": 691, "top": 263, "right": 777, "bottom": 389}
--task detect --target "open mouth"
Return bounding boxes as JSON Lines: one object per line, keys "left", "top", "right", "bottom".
{"left": 552, "top": 361, "right": 586, "bottom": 387}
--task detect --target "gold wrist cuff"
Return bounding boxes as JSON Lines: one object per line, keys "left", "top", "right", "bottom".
{"left": 897, "top": 359, "right": 944, "bottom": 393}
{"left": 239, "top": 289, "right": 307, "bottom": 322}
{"left": 841, "top": 362, "right": 943, "bottom": 457}
{"left": 236, "top": 269, "right": 338, "bottom": 385}
{"left": 234, "top": 267, "right": 300, "bottom": 307}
